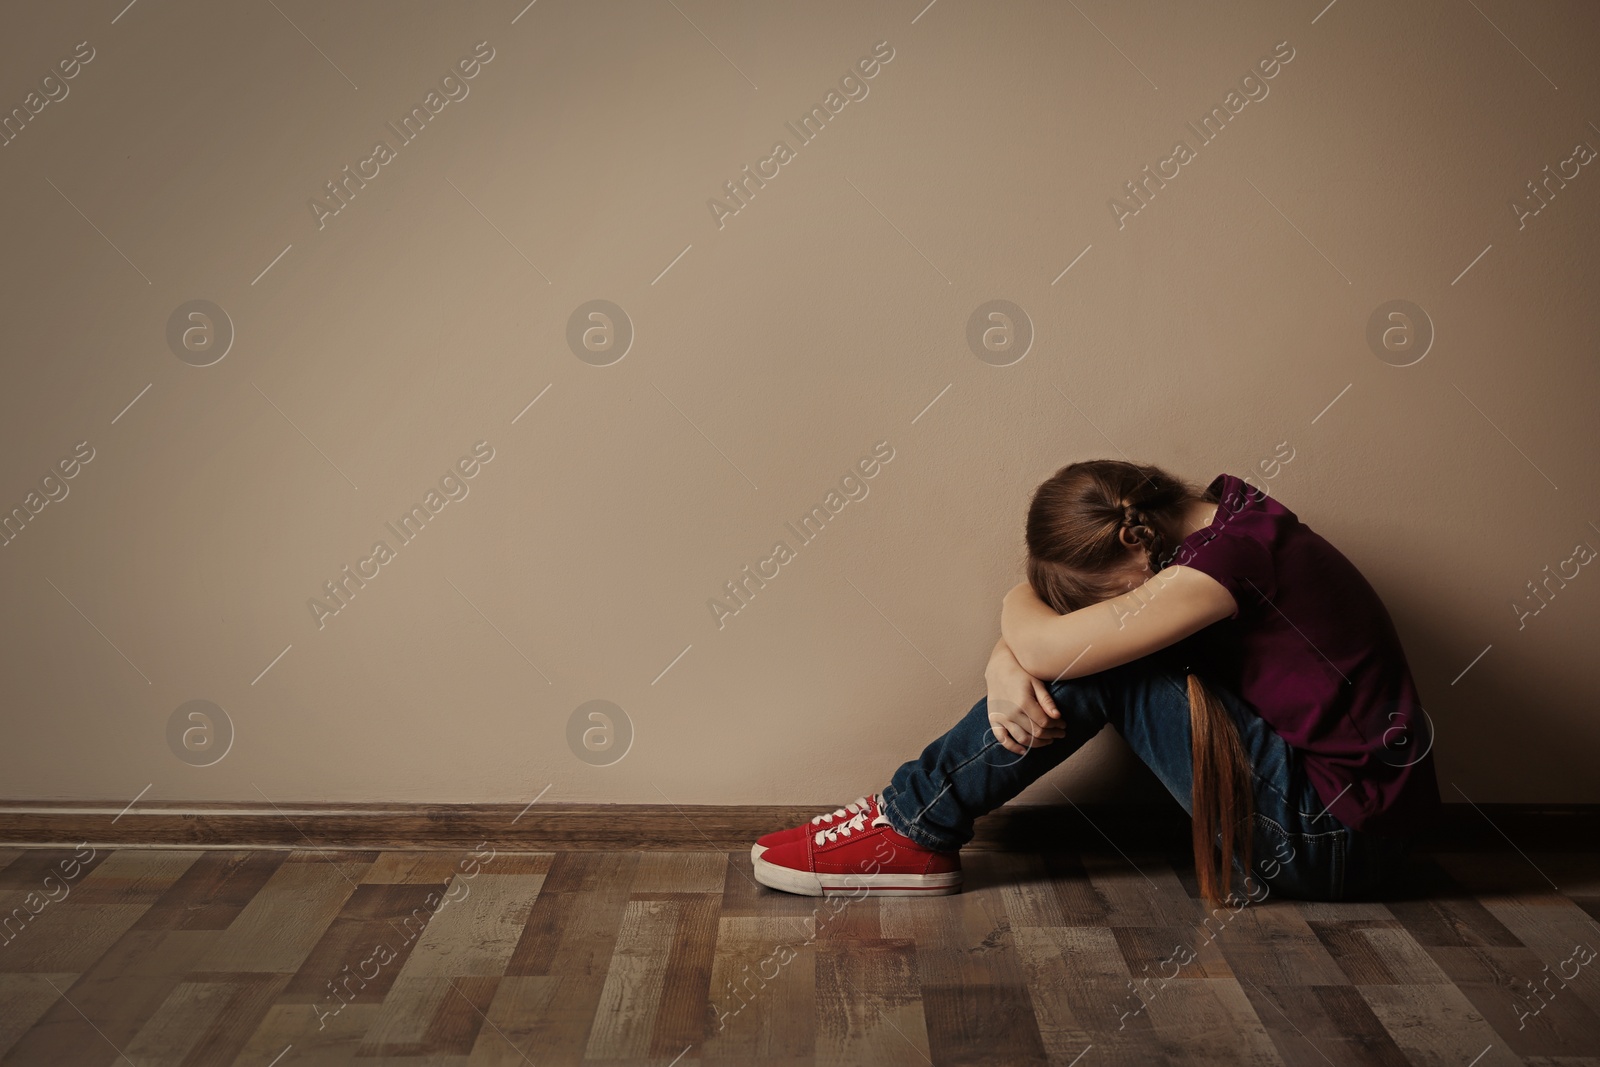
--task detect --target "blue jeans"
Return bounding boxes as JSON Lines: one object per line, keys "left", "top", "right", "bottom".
{"left": 880, "top": 638, "right": 1412, "bottom": 902}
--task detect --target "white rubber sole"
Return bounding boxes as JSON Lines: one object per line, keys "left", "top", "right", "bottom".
{"left": 752, "top": 853, "right": 962, "bottom": 897}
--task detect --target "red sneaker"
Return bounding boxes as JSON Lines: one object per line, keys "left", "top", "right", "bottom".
{"left": 753, "top": 809, "right": 961, "bottom": 896}
{"left": 751, "top": 794, "right": 882, "bottom": 861}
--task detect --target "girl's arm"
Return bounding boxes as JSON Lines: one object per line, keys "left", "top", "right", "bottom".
{"left": 984, "top": 634, "right": 1067, "bottom": 755}
{"left": 999, "top": 568, "right": 1236, "bottom": 680}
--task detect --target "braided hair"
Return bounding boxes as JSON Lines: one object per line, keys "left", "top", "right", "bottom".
{"left": 1024, "top": 460, "right": 1193, "bottom": 612}
{"left": 1119, "top": 500, "right": 1163, "bottom": 565}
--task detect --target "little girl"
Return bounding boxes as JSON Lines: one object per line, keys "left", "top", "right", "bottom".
{"left": 752, "top": 460, "right": 1441, "bottom": 903}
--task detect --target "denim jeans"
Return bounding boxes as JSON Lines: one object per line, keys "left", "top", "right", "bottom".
{"left": 880, "top": 636, "right": 1412, "bottom": 902}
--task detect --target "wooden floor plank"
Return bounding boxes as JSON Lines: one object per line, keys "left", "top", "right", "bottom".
{"left": 700, "top": 915, "right": 817, "bottom": 1065}
{"left": 1207, "top": 898, "right": 1348, "bottom": 988}
{"left": 1386, "top": 858, "right": 1526, "bottom": 950}
{"left": 1358, "top": 982, "right": 1523, "bottom": 1066}
{"left": 0, "top": 850, "right": 198, "bottom": 973}
{"left": 0, "top": 847, "right": 108, "bottom": 892}
{"left": 121, "top": 976, "right": 234, "bottom": 1065}
{"left": 1470, "top": 890, "right": 1600, "bottom": 1019}
{"left": 505, "top": 851, "right": 636, "bottom": 976}
{"left": 644, "top": 893, "right": 721, "bottom": 1057}
{"left": 355, "top": 975, "right": 457, "bottom": 1056}
{"left": 129, "top": 850, "right": 286, "bottom": 932}
{"left": 1427, "top": 943, "right": 1600, "bottom": 1060}
{"left": 583, "top": 898, "right": 680, "bottom": 1060}
{"left": 1294, "top": 899, "right": 1395, "bottom": 922}
{"left": 280, "top": 881, "right": 450, "bottom": 1012}
{"left": 1112, "top": 924, "right": 1233, "bottom": 982}
{"left": 0, "top": 972, "right": 78, "bottom": 1061}
{"left": 176, "top": 972, "right": 292, "bottom": 1067}
{"left": 363, "top": 849, "right": 481, "bottom": 885}
{"left": 892, "top": 883, "right": 1049, "bottom": 1065}
{"left": 119, "top": 972, "right": 290, "bottom": 1067}
{"left": 1039, "top": 850, "right": 1116, "bottom": 926}
{"left": 1309, "top": 919, "right": 1451, "bottom": 986}
{"left": 1228, "top": 981, "right": 1416, "bottom": 1067}
{"left": 191, "top": 853, "right": 365, "bottom": 973}
{"left": 234, "top": 1000, "right": 377, "bottom": 1066}
{"left": 1405, "top": 858, "right": 1600, "bottom": 1048}
{"left": 815, "top": 936, "right": 929, "bottom": 1067}
{"left": 424, "top": 974, "right": 501, "bottom": 1057}
{"left": 720, "top": 849, "right": 826, "bottom": 923}
{"left": 0, "top": 844, "right": 1593, "bottom": 1064}
{"left": 1201, "top": 895, "right": 1419, "bottom": 1065}
{"left": 465, "top": 974, "right": 559, "bottom": 1065}
{"left": 632, "top": 852, "right": 728, "bottom": 894}
{"left": 1012, "top": 923, "right": 1140, "bottom": 1036}
{"left": 1309, "top": 985, "right": 1414, "bottom": 1066}
{"left": 490, "top": 852, "right": 642, "bottom": 1066}
{"left": 1081, "top": 852, "right": 1199, "bottom": 928}
{"left": 1, "top": 929, "right": 216, "bottom": 1067}
{"left": 997, "top": 851, "right": 1072, "bottom": 928}
{"left": 391, "top": 872, "right": 545, "bottom": 978}
{"left": 1144, "top": 979, "right": 1282, "bottom": 1066}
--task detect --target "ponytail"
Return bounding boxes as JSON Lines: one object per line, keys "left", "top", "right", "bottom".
{"left": 1187, "top": 673, "right": 1253, "bottom": 907}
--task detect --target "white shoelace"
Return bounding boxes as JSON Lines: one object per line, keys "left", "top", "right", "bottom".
{"left": 814, "top": 810, "right": 889, "bottom": 846}
{"left": 809, "top": 795, "right": 874, "bottom": 828}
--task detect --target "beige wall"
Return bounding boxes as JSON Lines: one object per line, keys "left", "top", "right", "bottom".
{"left": 2, "top": 0, "right": 1596, "bottom": 810}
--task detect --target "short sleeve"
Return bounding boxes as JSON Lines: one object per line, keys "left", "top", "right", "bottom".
{"left": 1171, "top": 529, "right": 1276, "bottom": 618}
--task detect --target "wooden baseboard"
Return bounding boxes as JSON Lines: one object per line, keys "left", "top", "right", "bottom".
{"left": 0, "top": 801, "right": 1594, "bottom": 851}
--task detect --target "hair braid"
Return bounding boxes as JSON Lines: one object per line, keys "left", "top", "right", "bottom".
{"left": 1119, "top": 500, "right": 1166, "bottom": 571}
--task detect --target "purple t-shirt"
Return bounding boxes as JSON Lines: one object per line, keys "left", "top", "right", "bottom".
{"left": 1170, "top": 474, "right": 1441, "bottom": 836}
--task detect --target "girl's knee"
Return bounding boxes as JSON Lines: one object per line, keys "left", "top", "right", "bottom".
{"left": 960, "top": 696, "right": 995, "bottom": 735}
{"left": 1043, "top": 677, "right": 1105, "bottom": 721}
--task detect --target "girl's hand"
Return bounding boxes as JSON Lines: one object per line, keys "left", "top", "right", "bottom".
{"left": 985, "top": 637, "right": 1065, "bottom": 756}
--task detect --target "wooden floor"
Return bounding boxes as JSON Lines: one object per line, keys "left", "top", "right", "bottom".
{"left": 2, "top": 846, "right": 1598, "bottom": 1066}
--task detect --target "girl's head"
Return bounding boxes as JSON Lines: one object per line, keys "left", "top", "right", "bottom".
{"left": 1025, "top": 459, "right": 1201, "bottom": 613}
{"left": 1025, "top": 458, "right": 1250, "bottom": 907}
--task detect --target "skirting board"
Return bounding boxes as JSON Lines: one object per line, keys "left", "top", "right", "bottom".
{"left": 1, "top": 801, "right": 1595, "bottom": 852}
